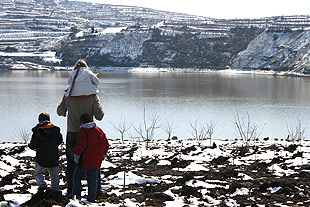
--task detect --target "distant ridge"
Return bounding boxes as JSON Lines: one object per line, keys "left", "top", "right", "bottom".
{"left": 1, "top": 0, "right": 310, "bottom": 73}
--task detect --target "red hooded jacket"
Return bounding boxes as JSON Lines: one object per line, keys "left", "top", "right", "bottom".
{"left": 74, "top": 122, "right": 109, "bottom": 169}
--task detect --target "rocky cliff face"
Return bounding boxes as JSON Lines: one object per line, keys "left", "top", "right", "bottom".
{"left": 231, "top": 30, "right": 310, "bottom": 73}
{"left": 57, "top": 26, "right": 261, "bottom": 69}
{"left": 1, "top": 0, "right": 310, "bottom": 73}
{"left": 57, "top": 28, "right": 153, "bottom": 67}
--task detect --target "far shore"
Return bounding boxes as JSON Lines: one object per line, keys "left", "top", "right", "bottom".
{"left": 0, "top": 66, "right": 309, "bottom": 77}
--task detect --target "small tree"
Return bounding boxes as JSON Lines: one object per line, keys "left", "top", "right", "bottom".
{"left": 233, "top": 112, "right": 265, "bottom": 145}
{"left": 134, "top": 106, "right": 160, "bottom": 148}
{"left": 190, "top": 119, "right": 217, "bottom": 147}
{"left": 205, "top": 119, "right": 217, "bottom": 146}
{"left": 162, "top": 119, "right": 175, "bottom": 140}
{"left": 286, "top": 120, "right": 306, "bottom": 144}
{"left": 111, "top": 116, "right": 132, "bottom": 142}
{"left": 190, "top": 120, "right": 207, "bottom": 147}
{"left": 16, "top": 127, "right": 31, "bottom": 144}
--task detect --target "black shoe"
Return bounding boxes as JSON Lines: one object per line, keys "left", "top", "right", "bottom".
{"left": 37, "top": 184, "right": 47, "bottom": 194}
{"left": 40, "top": 184, "right": 47, "bottom": 190}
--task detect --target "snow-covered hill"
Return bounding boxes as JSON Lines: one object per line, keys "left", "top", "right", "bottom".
{"left": 231, "top": 29, "right": 310, "bottom": 73}
{"left": 1, "top": 0, "right": 310, "bottom": 72}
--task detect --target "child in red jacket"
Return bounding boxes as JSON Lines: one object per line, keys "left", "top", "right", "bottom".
{"left": 72, "top": 113, "right": 109, "bottom": 202}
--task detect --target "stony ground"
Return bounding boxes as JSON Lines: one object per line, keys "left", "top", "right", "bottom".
{"left": 1, "top": 139, "right": 310, "bottom": 206}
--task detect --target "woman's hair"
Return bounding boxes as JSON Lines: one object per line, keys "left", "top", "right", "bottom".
{"left": 74, "top": 59, "right": 90, "bottom": 70}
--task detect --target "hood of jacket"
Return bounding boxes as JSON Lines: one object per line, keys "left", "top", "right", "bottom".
{"left": 72, "top": 67, "right": 94, "bottom": 82}
{"left": 80, "top": 122, "right": 96, "bottom": 129}
{"left": 39, "top": 123, "right": 61, "bottom": 138}
{"left": 65, "top": 67, "right": 99, "bottom": 97}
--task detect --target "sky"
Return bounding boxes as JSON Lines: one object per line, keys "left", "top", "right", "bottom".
{"left": 76, "top": 0, "right": 310, "bottom": 19}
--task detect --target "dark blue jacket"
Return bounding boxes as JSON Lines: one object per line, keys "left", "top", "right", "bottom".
{"left": 28, "top": 122, "right": 63, "bottom": 168}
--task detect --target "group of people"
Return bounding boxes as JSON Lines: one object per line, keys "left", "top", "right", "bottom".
{"left": 28, "top": 59, "right": 109, "bottom": 202}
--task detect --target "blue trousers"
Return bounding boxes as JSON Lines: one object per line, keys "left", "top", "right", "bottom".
{"left": 73, "top": 167, "right": 99, "bottom": 202}
{"left": 65, "top": 132, "right": 78, "bottom": 195}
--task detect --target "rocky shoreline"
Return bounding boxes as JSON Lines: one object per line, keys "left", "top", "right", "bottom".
{"left": 1, "top": 139, "right": 310, "bottom": 206}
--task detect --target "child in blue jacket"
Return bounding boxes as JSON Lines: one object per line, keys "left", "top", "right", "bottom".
{"left": 28, "top": 112, "right": 63, "bottom": 193}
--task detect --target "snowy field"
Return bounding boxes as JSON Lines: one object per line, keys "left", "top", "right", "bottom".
{"left": 1, "top": 138, "right": 310, "bottom": 206}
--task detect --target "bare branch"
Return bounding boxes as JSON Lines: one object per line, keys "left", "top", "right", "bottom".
{"left": 111, "top": 116, "right": 132, "bottom": 142}
{"left": 190, "top": 119, "right": 208, "bottom": 147}
{"left": 205, "top": 119, "right": 217, "bottom": 145}
{"left": 286, "top": 120, "right": 306, "bottom": 141}
{"left": 162, "top": 119, "right": 175, "bottom": 140}
{"left": 233, "top": 112, "right": 265, "bottom": 144}
{"left": 15, "top": 127, "right": 31, "bottom": 144}
{"left": 134, "top": 105, "right": 161, "bottom": 148}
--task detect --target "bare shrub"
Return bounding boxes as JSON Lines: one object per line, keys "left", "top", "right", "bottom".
{"left": 162, "top": 119, "right": 175, "bottom": 140}
{"left": 111, "top": 116, "right": 132, "bottom": 142}
{"left": 190, "top": 120, "right": 207, "bottom": 147}
{"left": 286, "top": 120, "right": 306, "bottom": 143}
{"left": 134, "top": 105, "right": 160, "bottom": 148}
{"left": 205, "top": 119, "right": 217, "bottom": 146}
{"left": 233, "top": 112, "right": 265, "bottom": 145}
{"left": 16, "top": 127, "right": 31, "bottom": 144}
{"left": 190, "top": 119, "right": 217, "bottom": 147}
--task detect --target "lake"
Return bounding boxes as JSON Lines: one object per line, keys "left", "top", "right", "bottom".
{"left": 0, "top": 70, "right": 310, "bottom": 142}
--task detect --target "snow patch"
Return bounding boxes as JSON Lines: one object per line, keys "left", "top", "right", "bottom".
{"left": 18, "top": 147, "right": 36, "bottom": 157}
{"left": 268, "top": 186, "right": 281, "bottom": 193}
{"left": 101, "top": 27, "right": 127, "bottom": 34}
{"left": 157, "top": 160, "right": 171, "bottom": 166}
{"left": 107, "top": 171, "right": 160, "bottom": 187}
{"left": 101, "top": 160, "right": 117, "bottom": 168}
{"left": 3, "top": 194, "right": 32, "bottom": 206}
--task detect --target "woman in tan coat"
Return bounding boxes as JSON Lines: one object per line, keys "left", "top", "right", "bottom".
{"left": 57, "top": 59, "right": 104, "bottom": 197}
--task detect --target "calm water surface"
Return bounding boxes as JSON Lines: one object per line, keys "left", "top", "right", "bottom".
{"left": 0, "top": 70, "right": 310, "bottom": 142}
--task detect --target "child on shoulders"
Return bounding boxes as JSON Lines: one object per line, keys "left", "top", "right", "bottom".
{"left": 65, "top": 59, "right": 99, "bottom": 97}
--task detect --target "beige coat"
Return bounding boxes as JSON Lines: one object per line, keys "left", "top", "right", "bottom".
{"left": 57, "top": 94, "right": 104, "bottom": 132}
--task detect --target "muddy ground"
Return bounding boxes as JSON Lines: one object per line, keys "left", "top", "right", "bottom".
{"left": 1, "top": 140, "right": 310, "bottom": 206}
